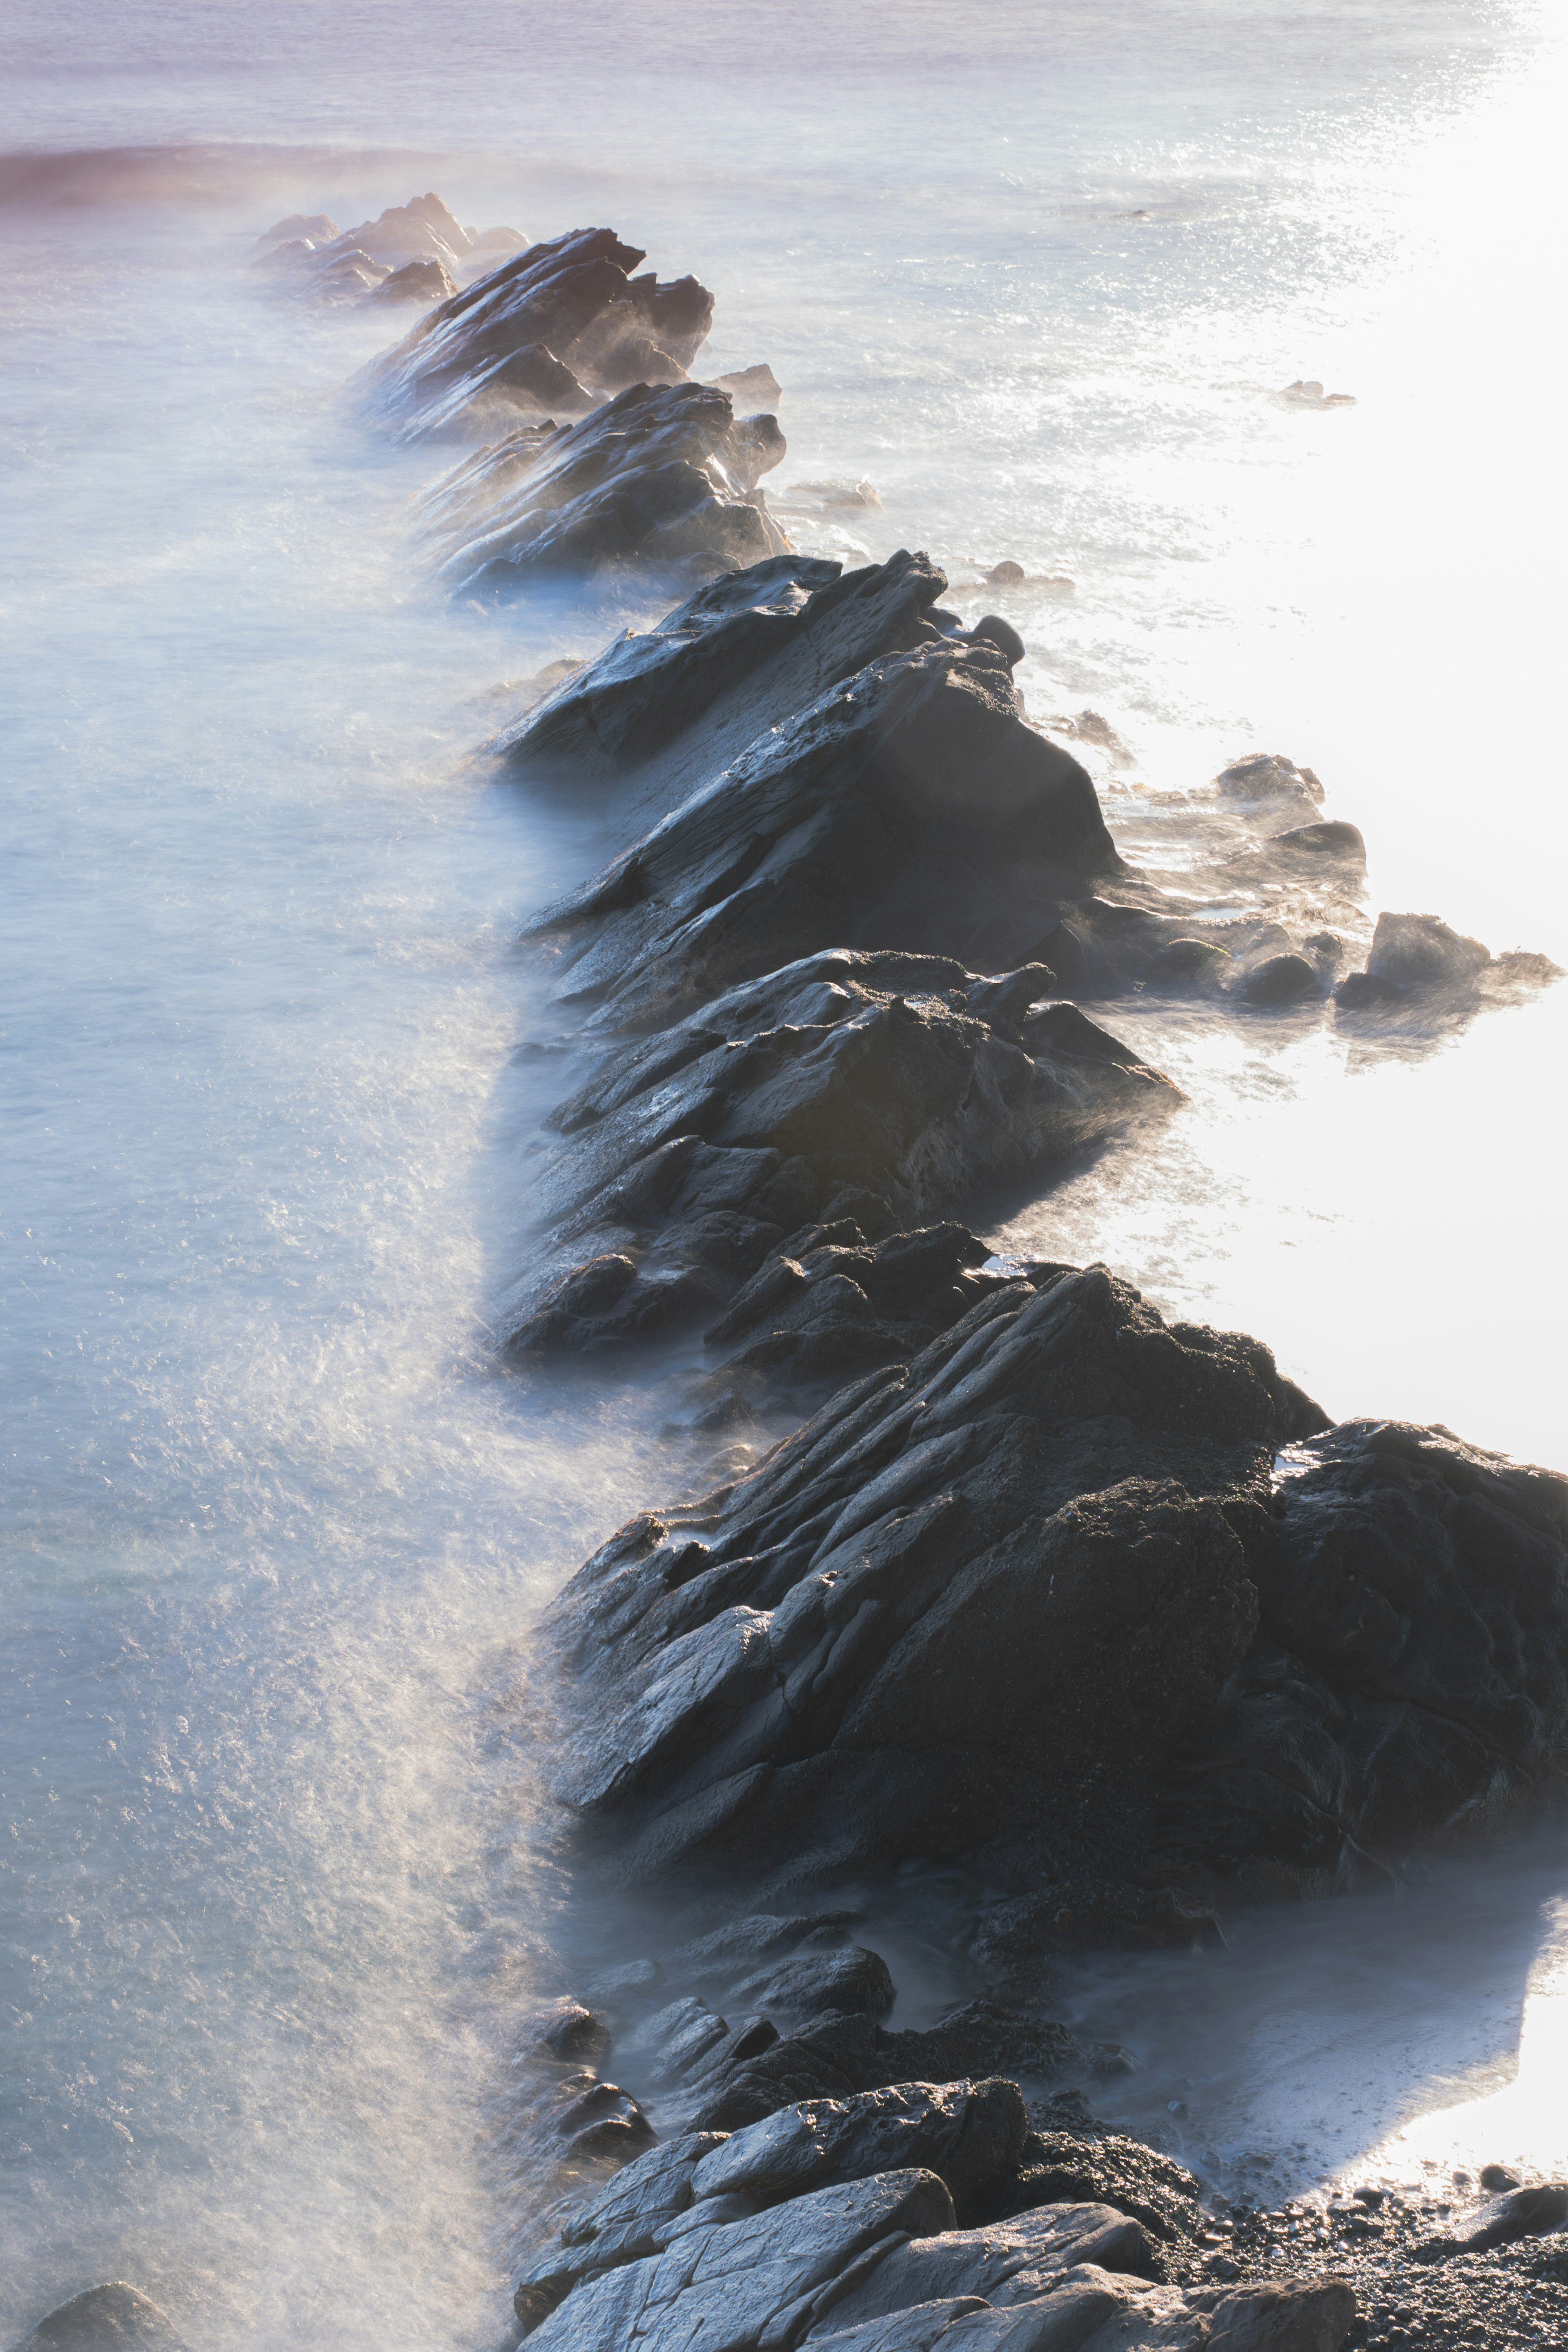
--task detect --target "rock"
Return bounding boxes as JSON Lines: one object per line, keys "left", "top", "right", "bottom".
{"left": 1166, "top": 1419, "right": 1568, "bottom": 1894}
{"left": 373, "top": 257, "right": 457, "bottom": 304}
{"left": 496, "top": 548, "right": 958, "bottom": 814}
{"left": 355, "top": 224, "right": 715, "bottom": 441}
{"left": 1241, "top": 953, "right": 1319, "bottom": 1006}
{"left": 986, "top": 561, "right": 1027, "bottom": 586}
{"left": 1480, "top": 2163, "right": 1522, "bottom": 2192}
{"left": 416, "top": 381, "right": 787, "bottom": 587}
{"left": 523, "top": 636, "right": 1117, "bottom": 1024}
{"left": 1205, "top": 2276, "right": 1356, "bottom": 2350}
{"left": 253, "top": 211, "right": 339, "bottom": 248}
{"left": 693, "top": 2009, "right": 1085, "bottom": 2134}
{"left": 516, "top": 2129, "right": 730, "bottom": 2313}
{"left": 526, "top": 1997, "right": 613, "bottom": 2066}
{"left": 805, "top": 2202, "right": 1159, "bottom": 2332}
{"left": 1419, "top": 2180, "right": 1568, "bottom": 2257}
{"left": 1213, "top": 755, "right": 1324, "bottom": 813}
{"left": 970, "top": 1884, "right": 1224, "bottom": 1986}
{"left": 538, "top": 1262, "right": 1327, "bottom": 1898}
{"left": 1280, "top": 380, "right": 1356, "bottom": 411}
{"left": 497, "top": 955, "right": 1172, "bottom": 1364}
{"left": 730, "top": 1945, "right": 898, "bottom": 2025}
{"left": 710, "top": 363, "right": 784, "bottom": 408}
{"left": 690, "top": 2080, "right": 1029, "bottom": 2216}
{"left": 24, "top": 2287, "right": 188, "bottom": 2351}
{"left": 522, "top": 2167, "right": 957, "bottom": 2352}
{"left": 585, "top": 1956, "right": 666, "bottom": 2005}
{"left": 1271, "top": 822, "right": 1365, "bottom": 864}
{"left": 1367, "top": 910, "right": 1491, "bottom": 989}
{"left": 975, "top": 2129, "right": 1205, "bottom": 2245}
{"left": 667, "top": 1912, "right": 864, "bottom": 1992}
{"left": 329, "top": 190, "right": 472, "bottom": 275}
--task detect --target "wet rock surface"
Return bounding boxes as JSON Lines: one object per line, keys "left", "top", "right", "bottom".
{"left": 416, "top": 381, "right": 788, "bottom": 590}
{"left": 355, "top": 224, "right": 719, "bottom": 440}
{"left": 251, "top": 190, "right": 526, "bottom": 306}
{"left": 22, "top": 2285, "right": 189, "bottom": 2350}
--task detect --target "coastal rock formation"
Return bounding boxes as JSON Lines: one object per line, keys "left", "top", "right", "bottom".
{"left": 418, "top": 383, "right": 788, "bottom": 589}
{"left": 251, "top": 192, "right": 528, "bottom": 306}
{"left": 355, "top": 225, "right": 717, "bottom": 440}
{"left": 537, "top": 1265, "right": 1568, "bottom": 1909}
{"left": 496, "top": 953, "right": 1174, "bottom": 1363}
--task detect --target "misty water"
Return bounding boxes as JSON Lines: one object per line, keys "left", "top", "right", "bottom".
{"left": 2, "top": 2, "right": 1566, "bottom": 2344}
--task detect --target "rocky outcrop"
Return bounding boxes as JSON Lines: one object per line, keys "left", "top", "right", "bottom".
{"left": 250, "top": 192, "right": 527, "bottom": 306}
{"left": 416, "top": 382, "right": 788, "bottom": 589}
{"left": 536, "top": 1265, "right": 1568, "bottom": 1911}
{"left": 1335, "top": 909, "right": 1560, "bottom": 1014}
{"left": 497, "top": 953, "right": 1174, "bottom": 1367}
{"left": 354, "top": 225, "right": 719, "bottom": 440}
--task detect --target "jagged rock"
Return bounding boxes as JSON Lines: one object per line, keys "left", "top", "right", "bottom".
{"left": 693, "top": 2010, "right": 1086, "bottom": 2135}
{"left": 356, "top": 225, "right": 714, "bottom": 440}
{"left": 23, "top": 2286, "right": 188, "bottom": 2350}
{"left": 1166, "top": 1419, "right": 1568, "bottom": 1894}
{"left": 1335, "top": 909, "right": 1501, "bottom": 1009}
{"left": 496, "top": 550, "right": 949, "bottom": 810}
{"left": 803, "top": 2202, "right": 1159, "bottom": 2333}
{"left": 374, "top": 256, "right": 457, "bottom": 303}
{"left": 415, "top": 382, "right": 787, "bottom": 588}
{"left": 689, "top": 2080, "right": 1029, "bottom": 2216}
{"left": 330, "top": 191, "right": 472, "bottom": 275}
{"left": 524, "top": 637, "right": 1117, "bottom": 1026}
{"left": 668, "top": 1912, "right": 864, "bottom": 1993}
{"left": 253, "top": 210, "right": 338, "bottom": 247}
{"left": 516, "top": 2129, "right": 731, "bottom": 2313}
{"left": 496, "top": 953, "right": 1172, "bottom": 1364}
{"left": 522, "top": 2167, "right": 957, "bottom": 2351}
{"left": 975, "top": 2130, "right": 1205, "bottom": 2246}
{"left": 538, "top": 1263, "right": 1321, "bottom": 1898}
{"left": 710, "top": 363, "right": 784, "bottom": 408}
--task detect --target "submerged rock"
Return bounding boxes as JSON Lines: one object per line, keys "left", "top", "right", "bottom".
{"left": 417, "top": 382, "right": 787, "bottom": 588}
{"left": 356, "top": 224, "right": 715, "bottom": 440}
{"left": 23, "top": 2285, "right": 187, "bottom": 2350}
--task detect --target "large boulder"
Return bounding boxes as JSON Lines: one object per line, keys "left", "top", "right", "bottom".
{"left": 690, "top": 2081, "right": 1029, "bottom": 2215}
{"left": 417, "top": 382, "right": 787, "bottom": 587}
{"left": 355, "top": 224, "right": 715, "bottom": 440}
{"left": 692, "top": 2008, "right": 1087, "bottom": 2135}
{"left": 498, "top": 952, "right": 1175, "bottom": 1363}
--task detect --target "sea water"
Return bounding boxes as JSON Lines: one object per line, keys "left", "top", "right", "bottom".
{"left": 2, "top": 3, "right": 1565, "bottom": 2343}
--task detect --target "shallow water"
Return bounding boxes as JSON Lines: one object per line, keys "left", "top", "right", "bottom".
{"left": 2, "top": 2, "right": 1565, "bottom": 2342}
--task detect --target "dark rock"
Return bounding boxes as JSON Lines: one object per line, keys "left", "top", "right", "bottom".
{"left": 1241, "top": 953, "right": 1319, "bottom": 1006}
{"left": 710, "top": 363, "right": 784, "bottom": 408}
{"left": 523, "top": 636, "right": 1118, "bottom": 1024}
{"left": 584, "top": 1956, "right": 666, "bottom": 2005}
{"left": 1480, "top": 2163, "right": 1522, "bottom": 2192}
{"left": 414, "top": 382, "right": 788, "bottom": 588}
{"left": 374, "top": 257, "right": 457, "bottom": 304}
{"left": 730, "top": 1945, "right": 898, "bottom": 2025}
{"left": 987, "top": 561, "right": 1027, "bottom": 586}
{"left": 523, "top": 2167, "right": 957, "bottom": 2352}
{"left": 527, "top": 1998, "right": 613, "bottom": 2066}
{"left": 667, "top": 1912, "right": 864, "bottom": 1991}
{"left": 539, "top": 1263, "right": 1326, "bottom": 1898}
{"left": 1166, "top": 1419, "right": 1568, "bottom": 1894}
{"left": 24, "top": 2287, "right": 188, "bottom": 2351}
{"left": 516, "top": 2130, "right": 730, "bottom": 2311}
{"left": 968, "top": 615, "right": 1026, "bottom": 665}
{"left": 688, "top": 2079, "right": 1029, "bottom": 2215}
{"left": 693, "top": 2008, "right": 1085, "bottom": 2134}
{"left": 498, "top": 953, "right": 1173, "bottom": 1363}
{"left": 973, "top": 2128, "right": 1205, "bottom": 2245}
{"left": 496, "top": 550, "right": 944, "bottom": 812}
{"left": 971, "top": 1883, "right": 1224, "bottom": 1985}
{"left": 356, "top": 225, "right": 715, "bottom": 441}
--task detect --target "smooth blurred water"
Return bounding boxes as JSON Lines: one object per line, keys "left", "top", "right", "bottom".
{"left": 2, "top": 3, "right": 1565, "bottom": 2343}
